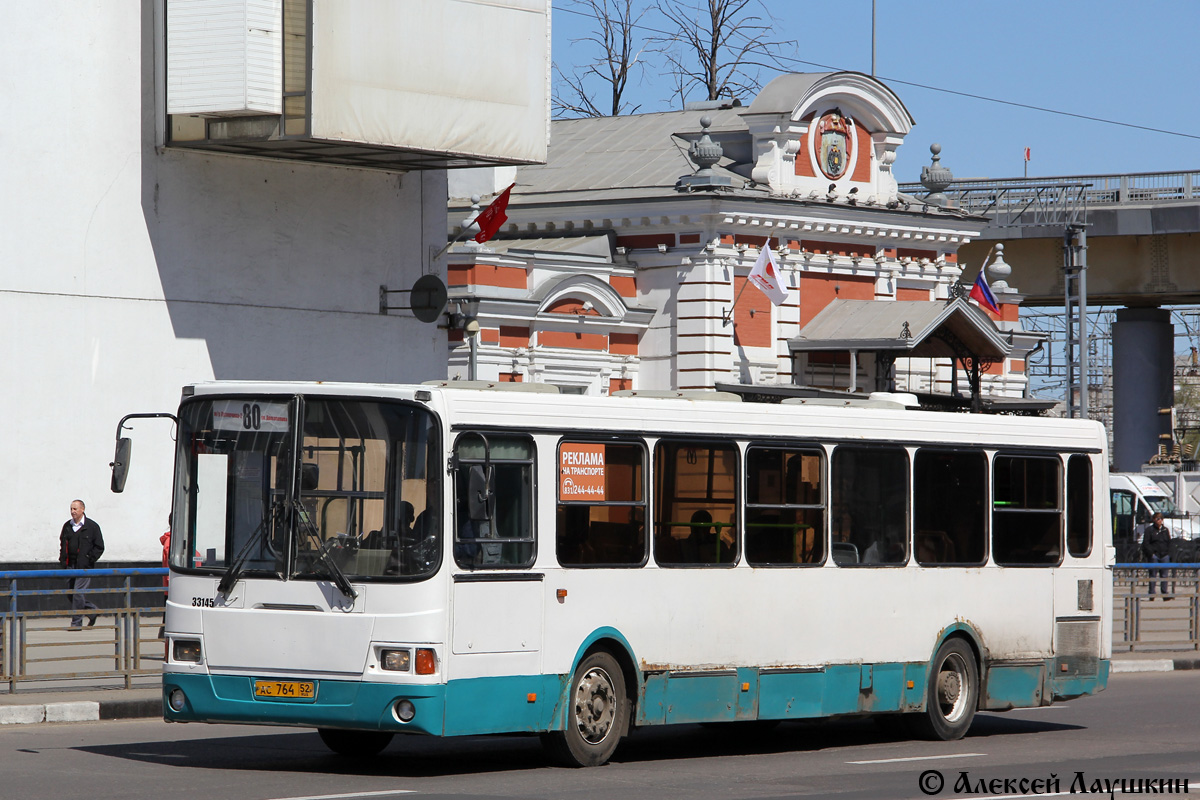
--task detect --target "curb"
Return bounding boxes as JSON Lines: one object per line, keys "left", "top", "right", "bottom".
{"left": 1111, "top": 658, "right": 1200, "bottom": 674}
{"left": 0, "top": 697, "right": 160, "bottom": 726}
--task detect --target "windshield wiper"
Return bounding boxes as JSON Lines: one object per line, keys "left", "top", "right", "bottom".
{"left": 291, "top": 500, "right": 358, "bottom": 601}
{"left": 217, "top": 500, "right": 283, "bottom": 597}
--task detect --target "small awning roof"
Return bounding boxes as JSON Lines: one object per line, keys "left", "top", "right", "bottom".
{"left": 788, "top": 298, "right": 1011, "bottom": 361}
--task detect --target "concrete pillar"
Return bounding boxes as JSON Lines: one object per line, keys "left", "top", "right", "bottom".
{"left": 1112, "top": 308, "right": 1174, "bottom": 471}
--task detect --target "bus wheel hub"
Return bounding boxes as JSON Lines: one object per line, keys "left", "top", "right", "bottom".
{"left": 575, "top": 667, "right": 616, "bottom": 742}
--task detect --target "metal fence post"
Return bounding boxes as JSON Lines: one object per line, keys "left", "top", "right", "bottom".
{"left": 1192, "top": 593, "right": 1199, "bottom": 651}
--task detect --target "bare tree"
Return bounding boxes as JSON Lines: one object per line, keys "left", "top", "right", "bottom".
{"left": 553, "top": 0, "right": 655, "bottom": 118}
{"left": 654, "top": 0, "right": 795, "bottom": 105}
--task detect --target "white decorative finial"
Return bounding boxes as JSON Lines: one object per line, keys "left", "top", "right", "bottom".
{"left": 988, "top": 242, "right": 1012, "bottom": 292}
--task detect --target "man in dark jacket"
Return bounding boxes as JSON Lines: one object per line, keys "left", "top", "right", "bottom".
{"left": 1142, "top": 512, "right": 1173, "bottom": 597}
{"left": 59, "top": 499, "right": 104, "bottom": 629}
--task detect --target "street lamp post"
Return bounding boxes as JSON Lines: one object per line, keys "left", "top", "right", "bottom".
{"left": 447, "top": 297, "right": 481, "bottom": 380}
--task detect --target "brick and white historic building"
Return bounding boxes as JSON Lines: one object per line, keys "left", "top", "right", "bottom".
{"left": 445, "top": 72, "right": 1040, "bottom": 407}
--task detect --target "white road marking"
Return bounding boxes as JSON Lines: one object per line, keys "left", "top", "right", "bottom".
{"left": 261, "top": 791, "right": 415, "bottom": 800}
{"left": 999, "top": 704, "right": 1066, "bottom": 711}
{"left": 847, "top": 752, "right": 985, "bottom": 764}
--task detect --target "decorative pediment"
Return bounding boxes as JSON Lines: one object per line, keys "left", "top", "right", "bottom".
{"left": 743, "top": 72, "right": 914, "bottom": 201}
{"left": 533, "top": 275, "right": 632, "bottom": 320}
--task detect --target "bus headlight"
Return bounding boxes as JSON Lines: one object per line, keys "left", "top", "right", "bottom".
{"left": 394, "top": 699, "right": 416, "bottom": 723}
{"left": 173, "top": 639, "right": 202, "bottom": 663}
{"left": 381, "top": 649, "right": 411, "bottom": 672}
{"left": 168, "top": 688, "right": 187, "bottom": 712}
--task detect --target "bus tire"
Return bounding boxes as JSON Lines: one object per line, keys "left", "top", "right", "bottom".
{"left": 542, "top": 650, "right": 629, "bottom": 767}
{"left": 317, "top": 728, "right": 394, "bottom": 757}
{"left": 911, "top": 638, "right": 978, "bottom": 741}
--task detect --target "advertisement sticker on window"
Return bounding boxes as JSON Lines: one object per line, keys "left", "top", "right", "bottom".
{"left": 560, "top": 443, "right": 606, "bottom": 500}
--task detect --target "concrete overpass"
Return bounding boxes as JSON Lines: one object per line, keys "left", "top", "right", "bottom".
{"left": 901, "top": 170, "right": 1200, "bottom": 470}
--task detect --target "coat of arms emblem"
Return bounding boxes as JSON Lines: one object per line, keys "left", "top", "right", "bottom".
{"left": 815, "top": 110, "right": 852, "bottom": 180}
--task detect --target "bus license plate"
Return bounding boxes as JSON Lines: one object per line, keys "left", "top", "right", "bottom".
{"left": 254, "top": 680, "right": 315, "bottom": 699}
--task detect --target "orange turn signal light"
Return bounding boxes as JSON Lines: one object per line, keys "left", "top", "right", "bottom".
{"left": 415, "top": 648, "right": 437, "bottom": 675}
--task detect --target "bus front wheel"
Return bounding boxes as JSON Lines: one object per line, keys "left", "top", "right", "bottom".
{"left": 542, "top": 650, "right": 629, "bottom": 767}
{"left": 912, "top": 638, "right": 978, "bottom": 741}
{"left": 317, "top": 728, "right": 394, "bottom": 758}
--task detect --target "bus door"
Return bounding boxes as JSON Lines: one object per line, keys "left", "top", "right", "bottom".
{"left": 1050, "top": 455, "right": 1105, "bottom": 698}
{"left": 447, "top": 433, "right": 543, "bottom": 732}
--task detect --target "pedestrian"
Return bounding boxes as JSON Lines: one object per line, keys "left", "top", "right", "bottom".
{"left": 1142, "top": 511, "right": 1173, "bottom": 598}
{"left": 159, "top": 514, "right": 171, "bottom": 640}
{"left": 59, "top": 499, "right": 105, "bottom": 629}
{"left": 160, "top": 514, "right": 172, "bottom": 588}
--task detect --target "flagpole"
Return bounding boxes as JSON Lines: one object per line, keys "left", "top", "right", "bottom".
{"left": 979, "top": 244, "right": 996, "bottom": 274}
{"left": 432, "top": 227, "right": 472, "bottom": 263}
{"left": 724, "top": 238, "right": 774, "bottom": 326}
{"left": 722, "top": 280, "right": 751, "bottom": 326}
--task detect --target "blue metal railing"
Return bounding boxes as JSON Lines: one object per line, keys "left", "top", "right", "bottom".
{"left": 0, "top": 566, "right": 1192, "bottom": 687}
{"left": 1, "top": 568, "right": 168, "bottom": 692}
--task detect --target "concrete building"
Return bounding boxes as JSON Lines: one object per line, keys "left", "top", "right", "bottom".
{"left": 445, "top": 72, "right": 1041, "bottom": 408}
{"left": 1, "top": 0, "right": 550, "bottom": 564}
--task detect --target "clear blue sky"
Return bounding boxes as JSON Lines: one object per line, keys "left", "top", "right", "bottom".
{"left": 552, "top": 0, "right": 1200, "bottom": 184}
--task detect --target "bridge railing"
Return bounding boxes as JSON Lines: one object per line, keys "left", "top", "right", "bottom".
{"left": 0, "top": 568, "right": 167, "bottom": 692}
{"left": 899, "top": 169, "right": 1200, "bottom": 226}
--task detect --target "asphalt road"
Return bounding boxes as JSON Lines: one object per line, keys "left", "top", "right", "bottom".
{"left": 3, "top": 672, "right": 1198, "bottom": 800}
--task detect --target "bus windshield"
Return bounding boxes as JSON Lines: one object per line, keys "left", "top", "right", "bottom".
{"left": 171, "top": 396, "right": 441, "bottom": 582}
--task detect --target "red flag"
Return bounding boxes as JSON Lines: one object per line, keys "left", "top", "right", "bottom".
{"left": 1023, "top": 147, "right": 1031, "bottom": 162}
{"left": 473, "top": 183, "right": 515, "bottom": 244}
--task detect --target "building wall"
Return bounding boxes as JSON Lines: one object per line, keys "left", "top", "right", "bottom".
{"left": 1, "top": 2, "right": 447, "bottom": 563}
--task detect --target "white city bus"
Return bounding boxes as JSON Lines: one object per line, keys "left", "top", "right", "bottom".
{"left": 145, "top": 381, "right": 1111, "bottom": 767}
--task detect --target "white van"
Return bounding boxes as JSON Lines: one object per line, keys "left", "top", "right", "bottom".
{"left": 1110, "top": 473, "right": 1199, "bottom": 561}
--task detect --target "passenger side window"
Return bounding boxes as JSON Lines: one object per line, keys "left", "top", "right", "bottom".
{"left": 556, "top": 441, "right": 646, "bottom": 567}
{"left": 914, "top": 449, "right": 986, "bottom": 566}
{"left": 453, "top": 434, "right": 535, "bottom": 568}
{"left": 745, "top": 447, "right": 824, "bottom": 565}
{"left": 654, "top": 441, "right": 738, "bottom": 566}
{"left": 992, "top": 454, "right": 1060, "bottom": 566}
{"left": 831, "top": 446, "right": 908, "bottom": 565}
{"left": 1067, "top": 454, "right": 1092, "bottom": 558}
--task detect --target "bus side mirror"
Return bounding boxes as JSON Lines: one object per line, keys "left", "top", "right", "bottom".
{"left": 301, "top": 462, "right": 320, "bottom": 491}
{"left": 467, "top": 464, "right": 495, "bottom": 521}
{"left": 110, "top": 437, "right": 132, "bottom": 493}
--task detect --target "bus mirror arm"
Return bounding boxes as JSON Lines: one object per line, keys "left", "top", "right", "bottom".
{"left": 110, "top": 412, "right": 178, "bottom": 493}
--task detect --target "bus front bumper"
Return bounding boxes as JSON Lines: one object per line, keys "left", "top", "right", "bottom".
{"left": 162, "top": 673, "right": 448, "bottom": 735}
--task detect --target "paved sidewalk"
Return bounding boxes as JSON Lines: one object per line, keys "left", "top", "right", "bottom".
{"left": 2, "top": 649, "right": 1196, "bottom": 727}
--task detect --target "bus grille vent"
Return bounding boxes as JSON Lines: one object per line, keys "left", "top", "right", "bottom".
{"left": 1054, "top": 619, "right": 1100, "bottom": 678}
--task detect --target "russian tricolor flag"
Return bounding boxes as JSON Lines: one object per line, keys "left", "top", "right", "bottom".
{"left": 969, "top": 268, "right": 1000, "bottom": 315}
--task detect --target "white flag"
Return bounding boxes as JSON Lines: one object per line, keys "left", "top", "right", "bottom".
{"left": 747, "top": 239, "right": 789, "bottom": 306}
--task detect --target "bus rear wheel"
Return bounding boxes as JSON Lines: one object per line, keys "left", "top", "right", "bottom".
{"left": 911, "top": 638, "right": 978, "bottom": 741}
{"left": 317, "top": 728, "right": 394, "bottom": 757}
{"left": 542, "top": 650, "right": 629, "bottom": 767}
